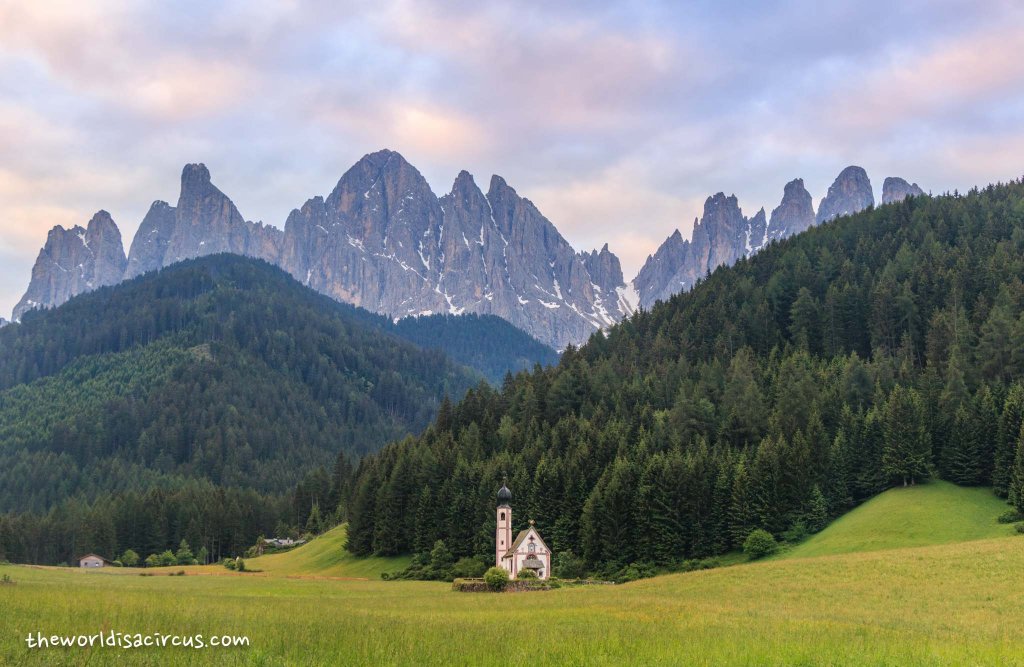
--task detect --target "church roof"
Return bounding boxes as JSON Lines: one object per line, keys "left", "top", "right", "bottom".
{"left": 501, "top": 526, "right": 550, "bottom": 559}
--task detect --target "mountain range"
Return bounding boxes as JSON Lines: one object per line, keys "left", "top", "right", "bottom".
{"left": 11, "top": 151, "right": 925, "bottom": 347}
{"left": 631, "top": 167, "right": 926, "bottom": 309}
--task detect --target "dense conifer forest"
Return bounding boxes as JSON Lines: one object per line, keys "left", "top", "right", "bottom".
{"left": 343, "top": 179, "right": 1024, "bottom": 577}
{"left": 393, "top": 313, "right": 559, "bottom": 384}
{"left": 0, "top": 255, "right": 559, "bottom": 564}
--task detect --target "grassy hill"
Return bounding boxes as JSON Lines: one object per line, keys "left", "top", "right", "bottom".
{"left": 240, "top": 525, "right": 410, "bottom": 579}
{"left": 3, "top": 533, "right": 1023, "bottom": 665}
{"left": 782, "top": 481, "right": 1015, "bottom": 559}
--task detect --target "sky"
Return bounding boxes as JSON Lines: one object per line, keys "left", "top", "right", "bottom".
{"left": 2, "top": 0, "right": 1024, "bottom": 319}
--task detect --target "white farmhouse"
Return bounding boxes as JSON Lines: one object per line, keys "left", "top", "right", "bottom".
{"left": 78, "top": 553, "right": 110, "bottom": 568}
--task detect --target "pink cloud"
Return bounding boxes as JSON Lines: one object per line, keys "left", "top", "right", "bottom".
{"left": 823, "top": 22, "right": 1024, "bottom": 134}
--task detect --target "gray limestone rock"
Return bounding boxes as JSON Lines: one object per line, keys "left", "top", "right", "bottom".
{"left": 13, "top": 210, "right": 127, "bottom": 320}
{"left": 816, "top": 166, "right": 874, "bottom": 224}
{"left": 881, "top": 177, "right": 925, "bottom": 205}
{"left": 767, "top": 178, "right": 815, "bottom": 242}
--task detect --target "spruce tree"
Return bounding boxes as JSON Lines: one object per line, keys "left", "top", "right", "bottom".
{"left": 1009, "top": 423, "right": 1024, "bottom": 513}
{"left": 881, "top": 386, "right": 931, "bottom": 486}
{"left": 994, "top": 384, "right": 1024, "bottom": 497}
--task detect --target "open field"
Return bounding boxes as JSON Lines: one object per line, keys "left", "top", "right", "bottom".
{"left": 781, "top": 480, "right": 1014, "bottom": 559}
{"left": 2, "top": 485, "right": 1022, "bottom": 665}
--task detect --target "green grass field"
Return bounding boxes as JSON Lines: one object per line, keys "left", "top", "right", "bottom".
{"left": 157, "top": 525, "right": 410, "bottom": 579}
{"left": 1, "top": 482, "right": 1021, "bottom": 665}
{"left": 781, "top": 480, "right": 1015, "bottom": 559}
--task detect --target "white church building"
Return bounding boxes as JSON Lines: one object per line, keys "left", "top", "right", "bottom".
{"left": 495, "top": 482, "right": 552, "bottom": 580}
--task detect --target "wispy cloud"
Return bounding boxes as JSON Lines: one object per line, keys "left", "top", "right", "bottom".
{"left": 0, "top": 0, "right": 1022, "bottom": 317}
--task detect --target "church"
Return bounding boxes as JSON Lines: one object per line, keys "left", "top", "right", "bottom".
{"left": 495, "top": 482, "right": 552, "bottom": 580}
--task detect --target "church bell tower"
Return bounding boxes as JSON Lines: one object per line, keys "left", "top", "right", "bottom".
{"left": 496, "top": 480, "right": 513, "bottom": 569}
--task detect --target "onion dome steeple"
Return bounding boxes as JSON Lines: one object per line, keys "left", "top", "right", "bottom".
{"left": 497, "top": 478, "right": 512, "bottom": 507}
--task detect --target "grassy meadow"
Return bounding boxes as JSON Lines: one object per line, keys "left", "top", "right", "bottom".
{"left": 1, "top": 482, "right": 1022, "bottom": 665}
{"left": 780, "top": 480, "right": 1015, "bottom": 559}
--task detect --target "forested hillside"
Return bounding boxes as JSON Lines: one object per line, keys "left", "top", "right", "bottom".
{"left": 0, "top": 255, "right": 485, "bottom": 564}
{"left": 344, "top": 179, "right": 1024, "bottom": 575}
{"left": 393, "top": 313, "right": 558, "bottom": 384}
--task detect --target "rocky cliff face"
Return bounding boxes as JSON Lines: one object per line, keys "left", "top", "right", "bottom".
{"left": 816, "top": 166, "right": 874, "bottom": 224}
{"left": 126, "top": 164, "right": 282, "bottom": 276}
{"left": 579, "top": 243, "right": 637, "bottom": 316}
{"left": 631, "top": 167, "right": 910, "bottom": 309}
{"left": 13, "top": 210, "right": 127, "bottom": 321}
{"left": 767, "top": 178, "right": 815, "bottom": 242}
{"left": 18, "top": 151, "right": 627, "bottom": 348}
{"left": 881, "top": 177, "right": 925, "bottom": 205}
{"left": 279, "top": 150, "right": 631, "bottom": 348}
{"left": 14, "top": 152, "right": 919, "bottom": 346}
{"left": 633, "top": 193, "right": 764, "bottom": 308}
{"left": 125, "top": 200, "right": 176, "bottom": 278}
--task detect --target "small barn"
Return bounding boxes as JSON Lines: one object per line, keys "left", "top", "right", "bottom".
{"left": 78, "top": 554, "right": 110, "bottom": 568}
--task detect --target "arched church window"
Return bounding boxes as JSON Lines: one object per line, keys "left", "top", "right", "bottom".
{"left": 500, "top": 512, "right": 505, "bottom": 520}
{"left": 528, "top": 543, "right": 536, "bottom": 553}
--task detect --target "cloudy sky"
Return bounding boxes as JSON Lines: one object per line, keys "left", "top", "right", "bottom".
{"left": 2, "top": 0, "right": 1023, "bottom": 319}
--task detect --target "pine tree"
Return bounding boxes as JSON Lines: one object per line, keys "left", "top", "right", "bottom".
{"left": 881, "top": 386, "right": 931, "bottom": 486}
{"left": 994, "top": 384, "right": 1024, "bottom": 497}
{"left": 720, "top": 349, "right": 767, "bottom": 446}
{"left": 1009, "top": 423, "right": 1024, "bottom": 514}
{"left": 944, "top": 406, "right": 982, "bottom": 485}
{"left": 806, "top": 485, "right": 829, "bottom": 533}
{"left": 824, "top": 430, "right": 853, "bottom": 513}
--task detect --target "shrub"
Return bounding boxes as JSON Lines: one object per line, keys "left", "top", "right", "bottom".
{"left": 0, "top": 574, "right": 13, "bottom": 585}
{"left": 998, "top": 509, "right": 1024, "bottom": 524}
{"left": 223, "top": 558, "right": 237, "bottom": 571}
{"left": 782, "top": 519, "right": 809, "bottom": 544}
{"left": 743, "top": 529, "right": 778, "bottom": 560}
{"left": 429, "top": 540, "right": 455, "bottom": 580}
{"left": 144, "top": 554, "right": 161, "bottom": 568}
{"left": 120, "top": 549, "right": 140, "bottom": 567}
{"left": 483, "top": 567, "right": 509, "bottom": 591}
{"left": 554, "top": 550, "right": 586, "bottom": 579}
{"left": 612, "top": 562, "right": 656, "bottom": 583}
{"left": 236, "top": 558, "right": 247, "bottom": 572}
{"left": 158, "top": 550, "right": 177, "bottom": 567}
{"left": 175, "top": 540, "right": 194, "bottom": 565}
{"left": 451, "top": 557, "right": 486, "bottom": 579}
{"left": 517, "top": 568, "right": 538, "bottom": 580}
{"left": 679, "top": 557, "right": 721, "bottom": 573}
{"left": 1016, "top": 523, "right": 1024, "bottom": 535}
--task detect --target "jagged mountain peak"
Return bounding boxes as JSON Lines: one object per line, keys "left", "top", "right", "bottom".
{"left": 768, "top": 178, "right": 814, "bottom": 242}
{"left": 817, "top": 165, "right": 874, "bottom": 224}
{"left": 449, "top": 170, "right": 485, "bottom": 200}
{"left": 15, "top": 151, "right": 632, "bottom": 349}
{"left": 634, "top": 166, "right": 880, "bottom": 310}
{"left": 88, "top": 209, "right": 115, "bottom": 226}
{"left": 882, "top": 177, "right": 925, "bottom": 205}
{"left": 705, "top": 191, "right": 740, "bottom": 211}
{"left": 13, "top": 211, "right": 127, "bottom": 321}
{"left": 181, "top": 163, "right": 211, "bottom": 187}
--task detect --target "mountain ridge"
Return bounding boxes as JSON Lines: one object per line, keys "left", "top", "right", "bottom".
{"left": 14, "top": 151, "right": 633, "bottom": 349}
{"left": 12, "top": 152, "right": 926, "bottom": 340}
